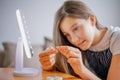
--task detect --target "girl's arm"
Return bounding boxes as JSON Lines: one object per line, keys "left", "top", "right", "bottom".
{"left": 107, "top": 54, "right": 120, "bottom": 80}
{"left": 75, "top": 64, "right": 101, "bottom": 80}
{"left": 57, "top": 46, "right": 101, "bottom": 80}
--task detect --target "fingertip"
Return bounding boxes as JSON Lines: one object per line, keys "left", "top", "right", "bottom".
{"left": 55, "top": 49, "right": 58, "bottom": 54}
{"left": 48, "top": 47, "right": 58, "bottom": 55}
{"left": 45, "top": 46, "right": 53, "bottom": 51}
{"left": 67, "top": 59, "right": 70, "bottom": 63}
{"left": 67, "top": 59, "right": 72, "bottom": 64}
{"left": 56, "top": 46, "right": 59, "bottom": 49}
{"left": 56, "top": 46, "right": 67, "bottom": 53}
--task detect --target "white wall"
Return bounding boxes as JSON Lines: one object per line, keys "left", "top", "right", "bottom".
{"left": 0, "top": 0, "right": 120, "bottom": 49}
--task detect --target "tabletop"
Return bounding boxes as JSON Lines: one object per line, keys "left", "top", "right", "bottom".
{"left": 0, "top": 68, "right": 81, "bottom": 80}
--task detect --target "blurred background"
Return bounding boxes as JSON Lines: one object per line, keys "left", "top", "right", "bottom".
{"left": 0, "top": 0, "right": 120, "bottom": 49}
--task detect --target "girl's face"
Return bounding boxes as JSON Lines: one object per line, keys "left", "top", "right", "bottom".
{"left": 60, "top": 16, "right": 96, "bottom": 50}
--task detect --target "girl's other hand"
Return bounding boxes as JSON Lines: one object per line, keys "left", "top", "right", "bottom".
{"left": 56, "top": 46, "right": 84, "bottom": 75}
{"left": 39, "top": 46, "right": 58, "bottom": 71}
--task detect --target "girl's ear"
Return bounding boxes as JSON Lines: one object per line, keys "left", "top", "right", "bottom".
{"left": 89, "top": 15, "right": 96, "bottom": 27}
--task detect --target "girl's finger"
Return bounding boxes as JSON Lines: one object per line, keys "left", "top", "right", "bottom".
{"left": 66, "top": 51, "right": 79, "bottom": 58}
{"left": 67, "top": 58, "right": 78, "bottom": 64}
{"left": 39, "top": 47, "right": 58, "bottom": 57}
{"left": 57, "top": 46, "right": 80, "bottom": 58}
{"left": 39, "top": 56, "right": 50, "bottom": 62}
{"left": 56, "top": 46, "right": 69, "bottom": 57}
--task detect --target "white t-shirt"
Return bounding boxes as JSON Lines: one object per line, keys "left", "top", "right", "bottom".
{"left": 89, "top": 26, "right": 120, "bottom": 55}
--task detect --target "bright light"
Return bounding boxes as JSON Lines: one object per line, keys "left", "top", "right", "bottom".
{"left": 16, "top": 9, "right": 32, "bottom": 58}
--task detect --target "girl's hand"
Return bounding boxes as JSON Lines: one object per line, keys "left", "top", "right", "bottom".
{"left": 57, "top": 46, "right": 84, "bottom": 75}
{"left": 39, "top": 47, "right": 58, "bottom": 70}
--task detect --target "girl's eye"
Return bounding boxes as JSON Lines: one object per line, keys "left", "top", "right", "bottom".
{"left": 73, "top": 26, "right": 79, "bottom": 32}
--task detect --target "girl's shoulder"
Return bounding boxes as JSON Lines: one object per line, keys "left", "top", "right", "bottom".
{"left": 88, "top": 26, "right": 119, "bottom": 51}
{"left": 109, "top": 26, "right": 120, "bottom": 55}
{"left": 108, "top": 26, "right": 120, "bottom": 33}
{"left": 89, "top": 26, "right": 120, "bottom": 54}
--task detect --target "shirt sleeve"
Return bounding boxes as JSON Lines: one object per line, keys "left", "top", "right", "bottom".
{"left": 110, "top": 31, "right": 120, "bottom": 55}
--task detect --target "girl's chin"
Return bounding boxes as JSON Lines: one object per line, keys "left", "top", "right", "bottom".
{"left": 79, "top": 45, "right": 89, "bottom": 51}
{"left": 80, "top": 47, "right": 88, "bottom": 51}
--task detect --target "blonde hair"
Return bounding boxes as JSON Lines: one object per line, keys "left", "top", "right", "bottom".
{"left": 53, "top": 0, "right": 102, "bottom": 77}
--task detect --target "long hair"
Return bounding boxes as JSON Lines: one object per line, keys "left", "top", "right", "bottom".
{"left": 53, "top": 0, "right": 102, "bottom": 77}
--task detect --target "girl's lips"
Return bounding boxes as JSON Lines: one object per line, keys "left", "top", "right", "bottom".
{"left": 78, "top": 40, "right": 85, "bottom": 46}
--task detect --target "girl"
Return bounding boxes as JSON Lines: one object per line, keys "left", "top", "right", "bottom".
{"left": 39, "top": 0, "right": 120, "bottom": 80}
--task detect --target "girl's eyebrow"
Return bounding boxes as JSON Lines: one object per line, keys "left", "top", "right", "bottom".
{"left": 71, "top": 23, "right": 78, "bottom": 29}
